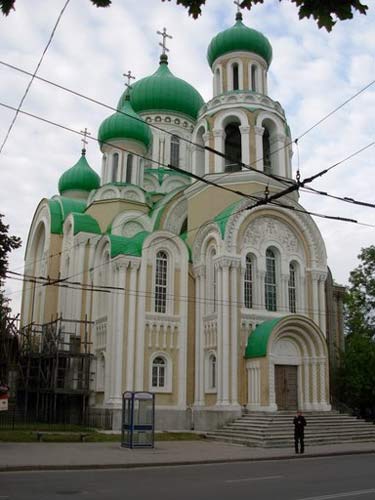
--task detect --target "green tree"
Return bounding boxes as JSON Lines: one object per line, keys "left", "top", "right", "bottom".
{"left": 0, "top": 0, "right": 369, "bottom": 31}
{"left": 345, "top": 245, "right": 375, "bottom": 339}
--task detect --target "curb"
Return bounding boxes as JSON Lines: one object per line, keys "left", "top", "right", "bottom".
{"left": 1, "top": 449, "right": 375, "bottom": 472}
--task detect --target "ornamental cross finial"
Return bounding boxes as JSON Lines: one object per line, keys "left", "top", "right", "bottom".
{"left": 234, "top": 0, "right": 244, "bottom": 14}
{"left": 123, "top": 70, "right": 135, "bottom": 89}
{"left": 80, "top": 127, "right": 91, "bottom": 152}
{"left": 157, "top": 27, "right": 172, "bottom": 55}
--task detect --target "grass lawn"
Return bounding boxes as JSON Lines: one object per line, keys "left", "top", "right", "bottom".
{"left": 0, "top": 429, "right": 205, "bottom": 443}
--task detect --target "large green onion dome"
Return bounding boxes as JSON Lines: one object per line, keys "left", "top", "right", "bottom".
{"left": 98, "top": 96, "right": 152, "bottom": 147}
{"left": 58, "top": 150, "right": 100, "bottom": 195}
{"left": 207, "top": 13, "right": 272, "bottom": 68}
{"left": 117, "top": 55, "right": 204, "bottom": 121}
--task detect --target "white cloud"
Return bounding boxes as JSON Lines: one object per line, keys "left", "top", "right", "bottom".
{"left": 0, "top": 0, "right": 374, "bottom": 314}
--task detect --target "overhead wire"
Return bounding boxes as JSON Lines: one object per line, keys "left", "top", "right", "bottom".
{"left": 0, "top": 0, "right": 71, "bottom": 155}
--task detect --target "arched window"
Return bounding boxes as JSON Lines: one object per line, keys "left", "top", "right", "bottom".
{"left": 251, "top": 65, "right": 257, "bottom": 92}
{"left": 224, "top": 123, "right": 241, "bottom": 172}
{"left": 265, "top": 248, "right": 277, "bottom": 311}
{"left": 155, "top": 251, "right": 168, "bottom": 313}
{"left": 111, "top": 153, "right": 119, "bottom": 182}
{"left": 208, "top": 354, "right": 216, "bottom": 389}
{"left": 244, "top": 254, "right": 254, "bottom": 308}
{"left": 126, "top": 154, "right": 133, "bottom": 183}
{"left": 232, "top": 63, "right": 239, "bottom": 90}
{"left": 170, "top": 135, "right": 180, "bottom": 167}
{"left": 263, "top": 128, "right": 272, "bottom": 175}
{"left": 289, "top": 262, "right": 297, "bottom": 313}
{"left": 152, "top": 356, "right": 166, "bottom": 388}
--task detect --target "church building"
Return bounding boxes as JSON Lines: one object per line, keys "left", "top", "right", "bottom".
{"left": 20, "top": 10, "right": 343, "bottom": 430}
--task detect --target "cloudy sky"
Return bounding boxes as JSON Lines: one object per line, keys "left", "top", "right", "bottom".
{"left": 0, "top": 0, "right": 374, "bottom": 315}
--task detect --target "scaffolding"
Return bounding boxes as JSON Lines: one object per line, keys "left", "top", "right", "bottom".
{"left": 0, "top": 314, "right": 19, "bottom": 386}
{"left": 16, "top": 315, "right": 94, "bottom": 424}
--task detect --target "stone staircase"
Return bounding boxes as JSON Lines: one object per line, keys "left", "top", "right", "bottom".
{"left": 206, "top": 411, "right": 375, "bottom": 448}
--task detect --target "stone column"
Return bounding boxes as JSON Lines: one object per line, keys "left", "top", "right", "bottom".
{"left": 280, "top": 273, "right": 289, "bottom": 313}
{"left": 213, "top": 129, "right": 225, "bottom": 173}
{"left": 271, "top": 133, "right": 287, "bottom": 177}
{"left": 193, "top": 265, "right": 205, "bottom": 407}
{"left": 216, "top": 261, "right": 223, "bottom": 403}
{"left": 298, "top": 274, "right": 306, "bottom": 315}
{"left": 254, "top": 126, "right": 264, "bottom": 171}
{"left": 318, "top": 273, "right": 327, "bottom": 335}
{"left": 311, "top": 359, "right": 318, "bottom": 409}
{"left": 125, "top": 260, "right": 139, "bottom": 391}
{"left": 258, "top": 270, "right": 266, "bottom": 310}
{"left": 239, "top": 125, "right": 250, "bottom": 167}
{"left": 268, "top": 358, "right": 276, "bottom": 410}
{"left": 230, "top": 261, "right": 240, "bottom": 406}
{"left": 203, "top": 132, "right": 211, "bottom": 174}
{"left": 221, "top": 260, "right": 230, "bottom": 405}
{"left": 311, "top": 271, "right": 320, "bottom": 325}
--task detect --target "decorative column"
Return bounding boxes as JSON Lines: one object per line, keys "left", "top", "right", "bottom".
{"left": 258, "top": 269, "right": 266, "bottom": 310}
{"left": 280, "top": 273, "right": 289, "bottom": 313}
{"left": 213, "top": 129, "right": 225, "bottom": 173}
{"left": 239, "top": 125, "right": 250, "bottom": 167}
{"left": 318, "top": 273, "right": 327, "bottom": 335}
{"left": 193, "top": 265, "right": 205, "bottom": 407}
{"left": 221, "top": 259, "right": 230, "bottom": 405}
{"left": 202, "top": 132, "right": 210, "bottom": 175}
{"left": 271, "top": 133, "right": 287, "bottom": 177}
{"left": 303, "top": 358, "right": 311, "bottom": 410}
{"left": 310, "top": 271, "right": 320, "bottom": 325}
{"left": 319, "top": 358, "right": 326, "bottom": 408}
{"left": 311, "top": 359, "right": 318, "bottom": 409}
{"left": 125, "top": 260, "right": 139, "bottom": 391}
{"left": 216, "top": 260, "right": 223, "bottom": 403}
{"left": 298, "top": 274, "right": 306, "bottom": 315}
{"left": 254, "top": 126, "right": 264, "bottom": 171}
{"left": 135, "top": 262, "right": 147, "bottom": 391}
{"left": 230, "top": 260, "right": 240, "bottom": 406}
{"left": 268, "top": 357, "right": 277, "bottom": 410}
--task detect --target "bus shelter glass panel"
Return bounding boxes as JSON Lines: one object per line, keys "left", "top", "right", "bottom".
{"left": 121, "top": 391, "right": 155, "bottom": 449}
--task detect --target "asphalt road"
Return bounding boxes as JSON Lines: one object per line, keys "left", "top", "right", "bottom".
{"left": 1, "top": 454, "right": 375, "bottom": 500}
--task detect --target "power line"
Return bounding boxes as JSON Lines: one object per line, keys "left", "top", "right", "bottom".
{"left": 0, "top": 0, "right": 71, "bottom": 155}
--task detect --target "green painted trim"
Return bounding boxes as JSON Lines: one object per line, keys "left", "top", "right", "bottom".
{"left": 244, "top": 318, "right": 283, "bottom": 358}
{"left": 214, "top": 200, "right": 241, "bottom": 238}
{"left": 72, "top": 213, "right": 101, "bottom": 235}
{"left": 109, "top": 231, "right": 150, "bottom": 258}
{"left": 48, "top": 199, "right": 64, "bottom": 234}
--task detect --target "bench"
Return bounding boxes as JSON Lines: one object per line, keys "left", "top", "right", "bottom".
{"left": 35, "top": 431, "right": 90, "bottom": 442}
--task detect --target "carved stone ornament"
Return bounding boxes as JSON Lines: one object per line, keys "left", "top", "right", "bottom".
{"left": 243, "top": 217, "right": 299, "bottom": 254}
{"left": 164, "top": 198, "right": 188, "bottom": 234}
{"left": 122, "top": 222, "right": 144, "bottom": 238}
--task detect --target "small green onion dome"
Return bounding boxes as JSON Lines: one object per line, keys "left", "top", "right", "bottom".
{"left": 58, "top": 150, "right": 100, "bottom": 195}
{"left": 117, "top": 55, "right": 204, "bottom": 121}
{"left": 98, "top": 96, "right": 152, "bottom": 147}
{"left": 207, "top": 13, "right": 272, "bottom": 68}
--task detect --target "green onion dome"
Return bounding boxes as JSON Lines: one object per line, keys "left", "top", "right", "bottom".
{"left": 117, "top": 55, "right": 204, "bottom": 121}
{"left": 98, "top": 96, "right": 152, "bottom": 147}
{"left": 58, "top": 150, "right": 100, "bottom": 195}
{"left": 207, "top": 13, "right": 272, "bottom": 68}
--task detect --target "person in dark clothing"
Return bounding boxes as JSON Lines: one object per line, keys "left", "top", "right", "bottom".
{"left": 294, "top": 410, "right": 307, "bottom": 454}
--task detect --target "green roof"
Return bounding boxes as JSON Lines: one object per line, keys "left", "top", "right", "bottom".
{"left": 48, "top": 196, "right": 87, "bottom": 234}
{"left": 72, "top": 213, "right": 101, "bottom": 235}
{"left": 207, "top": 14, "right": 272, "bottom": 68}
{"left": 109, "top": 231, "right": 150, "bottom": 258}
{"left": 144, "top": 167, "right": 191, "bottom": 186}
{"left": 98, "top": 97, "right": 152, "bottom": 147}
{"left": 245, "top": 318, "right": 283, "bottom": 358}
{"left": 214, "top": 200, "right": 241, "bottom": 238}
{"left": 58, "top": 151, "right": 100, "bottom": 195}
{"left": 118, "top": 56, "right": 204, "bottom": 121}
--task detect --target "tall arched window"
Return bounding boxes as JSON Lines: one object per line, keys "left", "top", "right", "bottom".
{"left": 170, "top": 135, "right": 180, "bottom": 167}
{"left": 111, "top": 153, "right": 119, "bottom": 182}
{"left": 244, "top": 254, "right": 254, "bottom": 308}
{"left": 152, "top": 356, "right": 166, "bottom": 388}
{"left": 288, "top": 262, "right": 297, "bottom": 313}
{"left": 224, "top": 123, "right": 241, "bottom": 172}
{"left": 265, "top": 248, "right": 277, "bottom": 311}
{"left": 208, "top": 354, "right": 216, "bottom": 389}
{"left": 126, "top": 154, "right": 133, "bottom": 183}
{"left": 232, "top": 63, "right": 239, "bottom": 90}
{"left": 263, "top": 128, "right": 272, "bottom": 175}
{"left": 155, "top": 251, "right": 168, "bottom": 313}
{"left": 251, "top": 65, "right": 257, "bottom": 92}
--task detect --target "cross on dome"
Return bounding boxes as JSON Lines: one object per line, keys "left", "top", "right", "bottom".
{"left": 123, "top": 70, "right": 136, "bottom": 89}
{"left": 157, "top": 27, "right": 172, "bottom": 56}
{"left": 80, "top": 127, "right": 91, "bottom": 154}
{"left": 234, "top": 0, "right": 243, "bottom": 20}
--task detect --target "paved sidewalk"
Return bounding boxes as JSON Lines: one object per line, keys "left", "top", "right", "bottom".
{"left": 1, "top": 440, "right": 375, "bottom": 472}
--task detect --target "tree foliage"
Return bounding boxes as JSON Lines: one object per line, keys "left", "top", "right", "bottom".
{"left": 0, "top": 0, "right": 369, "bottom": 31}
{"left": 0, "top": 213, "right": 21, "bottom": 287}
{"left": 345, "top": 245, "right": 375, "bottom": 339}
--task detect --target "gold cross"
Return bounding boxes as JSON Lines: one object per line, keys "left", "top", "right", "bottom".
{"left": 123, "top": 70, "right": 136, "bottom": 89}
{"left": 80, "top": 128, "right": 91, "bottom": 151}
{"left": 157, "top": 27, "right": 172, "bottom": 55}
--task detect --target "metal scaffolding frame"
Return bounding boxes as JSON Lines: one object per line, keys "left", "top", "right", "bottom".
{"left": 16, "top": 315, "right": 94, "bottom": 424}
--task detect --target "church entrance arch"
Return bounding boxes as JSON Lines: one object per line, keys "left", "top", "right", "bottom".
{"left": 275, "top": 365, "right": 298, "bottom": 410}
